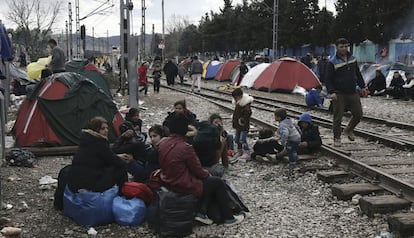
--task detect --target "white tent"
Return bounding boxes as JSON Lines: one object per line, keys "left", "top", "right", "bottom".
{"left": 240, "top": 63, "right": 270, "bottom": 88}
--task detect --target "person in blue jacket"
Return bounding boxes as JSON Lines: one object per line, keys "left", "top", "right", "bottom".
{"left": 297, "top": 112, "right": 322, "bottom": 154}
{"left": 305, "top": 85, "right": 324, "bottom": 108}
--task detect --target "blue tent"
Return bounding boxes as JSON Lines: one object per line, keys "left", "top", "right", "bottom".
{"left": 205, "top": 60, "right": 222, "bottom": 79}
{"left": 0, "top": 23, "right": 12, "bottom": 60}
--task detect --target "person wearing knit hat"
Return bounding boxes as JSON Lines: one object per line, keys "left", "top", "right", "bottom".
{"left": 298, "top": 112, "right": 322, "bottom": 154}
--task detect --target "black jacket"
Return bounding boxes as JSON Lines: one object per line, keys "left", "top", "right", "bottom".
{"left": 368, "top": 73, "right": 386, "bottom": 92}
{"left": 325, "top": 53, "right": 365, "bottom": 94}
{"left": 67, "top": 130, "right": 128, "bottom": 193}
{"left": 163, "top": 61, "right": 178, "bottom": 77}
{"left": 299, "top": 123, "right": 322, "bottom": 152}
{"left": 253, "top": 138, "right": 284, "bottom": 155}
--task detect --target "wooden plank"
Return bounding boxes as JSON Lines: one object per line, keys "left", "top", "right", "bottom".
{"left": 331, "top": 183, "right": 384, "bottom": 200}
{"left": 388, "top": 212, "right": 414, "bottom": 237}
{"left": 351, "top": 151, "right": 394, "bottom": 157}
{"left": 381, "top": 167, "right": 414, "bottom": 175}
{"left": 317, "top": 171, "right": 350, "bottom": 183}
{"left": 360, "top": 195, "right": 411, "bottom": 217}
{"left": 366, "top": 160, "right": 414, "bottom": 166}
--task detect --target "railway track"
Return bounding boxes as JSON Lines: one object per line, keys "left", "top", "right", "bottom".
{"left": 158, "top": 82, "right": 414, "bottom": 205}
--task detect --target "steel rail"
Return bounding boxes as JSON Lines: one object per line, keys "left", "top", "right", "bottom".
{"left": 181, "top": 81, "right": 414, "bottom": 131}
{"left": 161, "top": 83, "right": 414, "bottom": 202}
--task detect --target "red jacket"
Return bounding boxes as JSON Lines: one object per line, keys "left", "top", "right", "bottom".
{"left": 158, "top": 134, "right": 209, "bottom": 197}
{"left": 138, "top": 65, "right": 148, "bottom": 85}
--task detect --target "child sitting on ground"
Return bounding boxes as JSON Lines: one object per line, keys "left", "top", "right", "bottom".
{"left": 274, "top": 109, "right": 301, "bottom": 174}
{"left": 305, "top": 84, "right": 324, "bottom": 108}
{"left": 297, "top": 112, "right": 322, "bottom": 154}
{"left": 251, "top": 128, "right": 284, "bottom": 163}
{"left": 209, "top": 113, "right": 235, "bottom": 163}
{"left": 146, "top": 124, "right": 169, "bottom": 174}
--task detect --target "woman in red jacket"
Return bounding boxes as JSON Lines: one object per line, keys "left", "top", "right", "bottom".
{"left": 138, "top": 62, "right": 149, "bottom": 96}
{"left": 158, "top": 112, "right": 244, "bottom": 226}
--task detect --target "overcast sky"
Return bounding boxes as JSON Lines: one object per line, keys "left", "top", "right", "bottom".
{"left": 0, "top": 0, "right": 336, "bottom": 38}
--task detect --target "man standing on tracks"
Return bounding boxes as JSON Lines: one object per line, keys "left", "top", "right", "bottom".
{"left": 325, "top": 38, "right": 367, "bottom": 147}
{"left": 190, "top": 55, "right": 203, "bottom": 92}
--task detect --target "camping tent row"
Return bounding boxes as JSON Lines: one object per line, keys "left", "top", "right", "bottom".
{"left": 14, "top": 60, "right": 123, "bottom": 147}
{"left": 219, "top": 57, "right": 321, "bottom": 92}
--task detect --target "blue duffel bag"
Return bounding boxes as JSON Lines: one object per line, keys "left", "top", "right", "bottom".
{"left": 112, "top": 196, "right": 147, "bottom": 226}
{"left": 63, "top": 185, "right": 118, "bottom": 227}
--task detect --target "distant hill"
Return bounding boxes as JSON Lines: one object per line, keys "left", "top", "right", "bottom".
{"left": 63, "top": 33, "right": 153, "bottom": 54}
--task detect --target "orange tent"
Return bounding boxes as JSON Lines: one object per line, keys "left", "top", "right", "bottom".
{"left": 215, "top": 60, "right": 240, "bottom": 81}
{"left": 253, "top": 57, "right": 320, "bottom": 92}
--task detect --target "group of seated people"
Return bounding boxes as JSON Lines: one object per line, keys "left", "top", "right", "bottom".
{"left": 57, "top": 99, "right": 247, "bottom": 227}
{"left": 368, "top": 70, "right": 414, "bottom": 100}
{"left": 57, "top": 97, "right": 323, "bottom": 227}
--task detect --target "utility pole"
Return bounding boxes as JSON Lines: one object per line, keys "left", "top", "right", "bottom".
{"left": 161, "top": 0, "right": 165, "bottom": 63}
{"left": 92, "top": 27, "right": 95, "bottom": 57}
{"left": 141, "top": 0, "right": 146, "bottom": 61}
{"left": 106, "top": 30, "right": 109, "bottom": 54}
{"left": 151, "top": 24, "right": 154, "bottom": 56}
{"left": 65, "top": 21, "right": 69, "bottom": 60}
{"left": 75, "top": 0, "right": 81, "bottom": 58}
{"left": 120, "top": 0, "right": 127, "bottom": 95}
{"left": 68, "top": 2, "right": 73, "bottom": 60}
{"left": 272, "top": 0, "right": 279, "bottom": 61}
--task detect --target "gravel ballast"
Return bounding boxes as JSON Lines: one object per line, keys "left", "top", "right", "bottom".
{"left": 0, "top": 84, "right": 406, "bottom": 237}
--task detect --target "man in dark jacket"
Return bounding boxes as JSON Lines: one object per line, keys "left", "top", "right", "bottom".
{"left": 297, "top": 113, "right": 322, "bottom": 154}
{"left": 163, "top": 59, "right": 178, "bottom": 86}
{"left": 47, "top": 39, "right": 66, "bottom": 73}
{"left": 325, "top": 38, "right": 366, "bottom": 147}
{"left": 236, "top": 61, "right": 249, "bottom": 86}
{"left": 386, "top": 71, "right": 405, "bottom": 99}
{"left": 190, "top": 56, "right": 203, "bottom": 92}
{"left": 367, "top": 69, "right": 386, "bottom": 96}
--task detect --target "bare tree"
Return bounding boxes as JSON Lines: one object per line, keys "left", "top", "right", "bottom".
{"left": 165, "top": 14, "right": 190, "bottom": 57}
{"left": 7, "top": 0, "right": 61, "bottom": 60}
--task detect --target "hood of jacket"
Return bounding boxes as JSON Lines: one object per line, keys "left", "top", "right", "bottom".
{"left": 233, "top": 93, "right": 254, "bottom": 107}
{"left": 299, "top": 112, "right": 313, "bottom": 123}
{"left": 82, "top": 129, "right": 108, "bottom": 141}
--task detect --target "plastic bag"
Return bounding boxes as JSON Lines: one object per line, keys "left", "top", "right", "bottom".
{"left": 63, "top": 185, "right": 118, "bottom": 227}
{"left": 27, "top": 56, "right": 51, "bottom": 80}
{"left": 112, "top": 196, "right": 146, "bottom": 226}
{"left": 147, "top": 187, "right": 197, "bottom": 237}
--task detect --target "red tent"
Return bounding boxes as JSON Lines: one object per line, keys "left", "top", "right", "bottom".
{"left": 253, "top": 57, "right": 320, "bottom": 92}
{"left": 215, "top": 60, "right": 240, "bottom": 81}
{"left": 14, "top": 73, "right": 123, "bottom": 147}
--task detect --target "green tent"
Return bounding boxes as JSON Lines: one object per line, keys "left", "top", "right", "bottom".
{"left": 65, "top": 59, "right": 112, "bottom": 97}
{"left": 16, "top": 72, "right": 122, "bottom": 146}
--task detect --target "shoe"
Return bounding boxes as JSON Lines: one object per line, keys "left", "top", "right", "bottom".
{"left": 224, "top": 214, "right": 244, "bottom": 226}
{"left": 334, "top": 138, "right": 341, "bottom": 147}
{"left": 228, "top": 157, "right": 239, "bottom": 164}
{"left": 255, "top": 155, "right": 265, "bottom": 162}
{"left": 276, "top": 149, "right": 287, "bottom": 159}
{"left": 343, "top": 130, "right": 355, "bottom": 141}
{"left": 234, "top": 150, "right": 243, "bottom": 159}
{"left": 266, "top": 154, "right": 279, "bottom": 164}
{"left": 238, "top": 150, "right": 251, "bottom": 160}
{"left": 195, "top": 213, "right": 213, "bottom": 225}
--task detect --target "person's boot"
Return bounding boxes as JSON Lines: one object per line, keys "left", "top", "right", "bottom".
{"left": 333, "top": 138, "right": 342, "bottom": 147}
{"left": 343, "top": 129, "right": 355, "bottom": 141}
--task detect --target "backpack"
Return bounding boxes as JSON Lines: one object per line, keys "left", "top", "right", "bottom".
{"left": 147, "top": 187, "right": 197, "bottom": 237}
